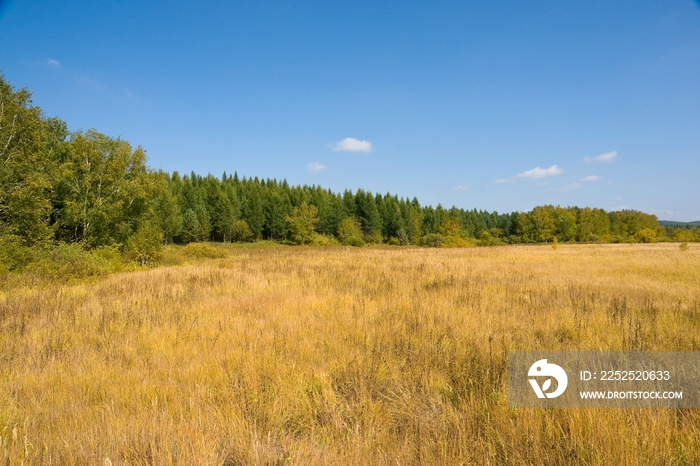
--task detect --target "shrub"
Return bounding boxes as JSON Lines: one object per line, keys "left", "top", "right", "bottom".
{"left": 476, "top": 236, "right": 504, "bottom": 247}
{"left": 182, "top": 243, "right": 228, "bottom": 259}
{"left": 343, "top": 236, "right": 364, "bottom": 247}
{"left": 231, "top": 220, "right": 254, "bottom": 242}
{"left": 27, "top": 243, "right": 111, "bottom": 279}
{"left": 0, "top": 235, "right": 35, "bottom": 273}
{"left": 310, "top": 234, "right": 338, "bottom": 246}
{"left": 635, "top": 228, "right": 658, "bottom": 243}
{"left": 337, "top": 217, "right": 364, "bottom": 246}
{"left": 92, "top": 245, "right": 126, "bottom": 272}
{"left": 387, "top": 237, "right": 401, "bottom": 246}
{"left": 443, "top": 235, "right": 476, "bottom": 248}
{"left": 124, "top": 222, "right": 163, "bottom": 266}
{"left": 673, "top": 229, "right": 694, "bottom": 242}
{"left": 421, "top": 234, "right": 444, "bottom": 248}
{"left": 439, "top": 218, "right": 462, "bottom": 238}
{"left": 585, "top": 234, "right": 602, "bottom": 243}
{"left": 364, "top": 231, "right": 383, "bottom": 244}
{"left": 286, "top": 203, "right": 320, "bottom": 245}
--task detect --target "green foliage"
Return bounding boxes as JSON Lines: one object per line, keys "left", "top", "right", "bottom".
{"left": 315, "top": 191, "right": 347, "bottom": 237}
{"left": 0, "top": 235, "right": 35, "bottom": 273}
{"left": 553, "top": 207, "right": 576, "bottom": 242}
{"left": 264, "top": 188, "right": 292, "bottom": 240}
{"left": 438, "top": 217, "right": 473, "bottom": 247}
{"left": 27, "top": 243, "right": 113, "bottom": 279}
{"left": 364, "top": 231, "right": 384, "bottom": 244}
{"left": 91, "top": 245, "right": 126, "bottom": 272}
{"left": 124, "top": 222, "right": 164, "bottom": 266}
{"left": 476, "top": 231, "right": 503, "bottom": 247}
{"left": 519, "top": 206, "right": 556, "bottom": 243}
{"left": 609, "top": 210, "right": 660, "bottom": 240}
{"left": 0, "top": 76, "right": 61, "bottom": 245}
{"left": 286, "top": 203, "right": 319, "bottom": 245}
{"left": 444, "top": 236, "right": 474, "bottom": 248}
{"left": 231, "top": 220, "right": 254, "bottom": 243}
{"left": 54, "top": 129, "right": 150, "bottom": 247}
{"left": 337, "top": 217, "right": 364, "bottom": 246}
{"left": 380, "top": 194, "right": 405, "bottom": 239}
{"left": 208, "top": 177, "right": 238, "bottom": 241}
{"left": 402, "top": 200, "right": 423, "bottom": 245}
{"left": 148, "top": 172, "right": 182, "bottom": 245}
{"left": 194, "top": 205, "right": 212, "bottom": 240}
{"left": 421, "top": 205, "right": 444, "bottom": 236}
{"left": 0, "top": 237, "right": 126, "bottom": 277}
{"left": 158, "top": 242, "right": 229, "bottom": 266}
{"left": 421, "top": 234, "right": 445, "bottom": 248}
{"left": 181, "top": 208, "right": 200, "bottom": 243}
{"left": 310, "top": 234, "right": 339, "bottom": 246}
{"left": 181, "top": 242, "right": 228, "bottom": 259}
{"left": 680, "top": 242, "right": 689, "bottom": 251}
{"left": 576, "top": 207, "right": 609, "bottom": 242}
{"left": 635, "top": 228, "right": 658, "bottom": 243}
{"left": 672, "top": 229, "right": 695, "bottom": 242}
{"left": 439, "top": 217, "right": 462, "bottom": 238}
{"left": 344, "top": 236, "right": 365, "bottom": 247}
{"left": 355, "top": 190, "right": 382, "bottom": 238}
{"left": 241, "top": 184, "right": 264, "bottom": 240}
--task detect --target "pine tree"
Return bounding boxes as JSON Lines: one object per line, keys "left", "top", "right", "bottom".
{"left": 355, "top": 190, "right": 382, "bottom": 242}
{"left": 182, "top": 208, "right": 200, "bottom": 243}
{"left": 241, "top": 183, "right": 264, "bottom": 240}
{"left": 148, "top": 172, "right": 182, "bottom": 244}
{"left": 264, "top": 188, "right": 292, "bottom": 240}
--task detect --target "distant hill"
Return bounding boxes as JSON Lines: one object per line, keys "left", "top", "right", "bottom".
{"left": 659, "top": 220, "right": 700, "bottom": 227}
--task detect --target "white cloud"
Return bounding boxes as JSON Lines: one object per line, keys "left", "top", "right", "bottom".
{"left": 47, "top": 58, "right": 61, "bottom": 68}
{"left": 650, "top": 208, "right": 681, "bottom": 216}
{"left": 581, "top": 175, "right": 599, "bottom": 181}
{"left": 332, "top": 137, "right": 372, "bottom": 153}
{"left": 550, "top": 182, "right": 584, "bottom": 192}
{"left": 515, "top": 165, "right": 563, "bottom": 179}
{"left": 306, "top": 162, "right": 326, "bottom": 173}
{"left": 584, "top": 151, "right": 617, "bottom": 163}
{"left": 76, "top": 75, "right": 107, "bottom": 91}
{"left": 451, "top": 185, "right": 470, "bottom": 191}
{"left": 614, "top": 196, "right": 623, "bottom": 201}
{"left": 495, "top": 178, "right": 515, "bottom": 183}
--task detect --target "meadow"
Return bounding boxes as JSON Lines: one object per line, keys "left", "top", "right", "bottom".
{"left": 0, "top": 243, "right": 699, "bottom": 465}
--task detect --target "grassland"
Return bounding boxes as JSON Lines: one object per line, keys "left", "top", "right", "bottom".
{"left": 0, "top": 243, "right": 699, "bottom": 465}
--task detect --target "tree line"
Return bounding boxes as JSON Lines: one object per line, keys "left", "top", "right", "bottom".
{"left": 1, "top": 74, "right": 697, "bottom": 262}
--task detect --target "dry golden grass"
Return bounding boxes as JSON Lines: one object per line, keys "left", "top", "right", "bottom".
{"left": 0, "top": 243, "right": 699, "bottom": 465}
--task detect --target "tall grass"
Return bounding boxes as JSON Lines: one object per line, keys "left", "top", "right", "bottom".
{"left": 0, "top": 243, "right": 698, "bottom": 464}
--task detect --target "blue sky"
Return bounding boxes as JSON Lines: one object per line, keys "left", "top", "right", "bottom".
{"left": 1, "top": 0, "right": 699, "bottom": 220}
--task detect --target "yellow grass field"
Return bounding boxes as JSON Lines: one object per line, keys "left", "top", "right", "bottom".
{"left": 1, "top": 243, "right": 699, "bottom": 465}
